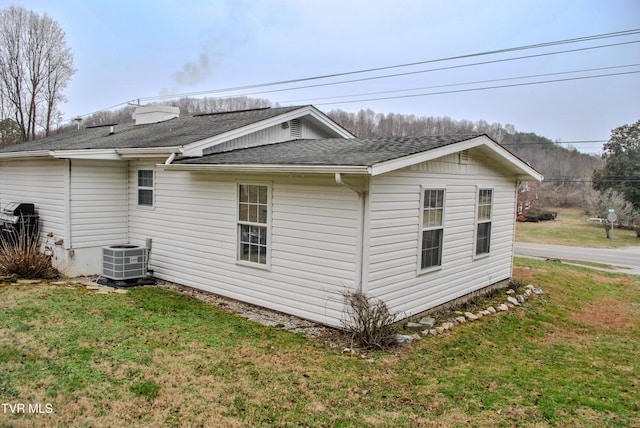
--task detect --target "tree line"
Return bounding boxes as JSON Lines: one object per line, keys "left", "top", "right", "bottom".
{"left": 0, "top": 6, "right": 74, "bottom": 143}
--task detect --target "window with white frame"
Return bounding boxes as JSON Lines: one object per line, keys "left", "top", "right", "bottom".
{"left": 238, "top": 184, "right": 269, "bottom": 265}
{"left": 420, "top": 189, "right": 445, "bottom": 270}
{"left": 476, "top": 189, "right": 493, "bottom": 256}
{"left": 137, "top": 169, "right": 154, "bottom": 207}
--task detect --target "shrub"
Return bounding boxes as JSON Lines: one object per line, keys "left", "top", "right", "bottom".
{"left": 341, "top": 290, "right": 401, "bottom": 350}
{"left": 0, "top": 228, "right": 58, "bottom": 279}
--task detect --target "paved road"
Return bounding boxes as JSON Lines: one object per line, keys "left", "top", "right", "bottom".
{"left": 514, "top": 242, "right": 640, "bottom": 275}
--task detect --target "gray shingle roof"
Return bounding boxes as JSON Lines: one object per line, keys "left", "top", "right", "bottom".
{"left": 0, "top": 106, "right": 304, "bottom": 153}
{"left": 177, "top": 135, "right": 484, "bottom": 166}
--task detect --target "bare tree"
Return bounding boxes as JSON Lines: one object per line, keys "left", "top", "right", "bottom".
{"left": 0, "top": 6, "right": 75, "bottom": 141}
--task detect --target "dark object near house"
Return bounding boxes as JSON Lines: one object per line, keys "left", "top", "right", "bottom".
{"left": 519, "top": 209, "right": 557, "bottom": 222}
{"left": 0, "top": 202, "right": 39, "bottom": 243}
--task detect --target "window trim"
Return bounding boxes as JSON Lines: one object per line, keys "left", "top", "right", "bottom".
{"left": 236, "top": 182, "right": 272, "bottom": 270}
{"left": 474, "top": 187, "right": 493, "bottom": 259}
{"left": 136, "top": 167, "right": 155, "bottom": 208}
{"left": 417, "top": 187, "right": 445, "bottom": 274}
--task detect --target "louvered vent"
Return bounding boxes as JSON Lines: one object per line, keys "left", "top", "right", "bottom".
{"left": 459, "top": 150, "right": 469, "bottom": 164}
{"left": 290, "top": 119, "right": 302, "bottom": 139}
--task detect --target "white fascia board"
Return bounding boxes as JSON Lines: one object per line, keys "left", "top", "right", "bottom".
{"left": 0, "top": 150, "right": 51, "bottom": 159}
{"left": 46, "top": 147, "right": 182, "bottom": 160}
{"left": 116, "top": 147, "right": 183, "bottom": 158}
{"left": 304, "top": 106, "right": 356, "bottom": 138}
{"left": 49, "top": 149, "right": 122, "bottom": 160}
{"left": 370, "top": 136, "right": 544, "bottom": 181}
{"left": 182, "top": 106, "right": 355, "bottom": 157}
{"left": 159, "top": 163, "right": 370, "bottom": 175}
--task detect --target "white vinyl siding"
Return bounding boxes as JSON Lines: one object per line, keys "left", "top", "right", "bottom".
{"left": 70, "top": 160, "right": 128, "bottom": 248}
{"left": 0, "top": 158, "right": 66, "bottom": 240}
{"left": 127, "top": 162, "right": 360, "bottom": 327}
{"left": 203, "top": 118, "right": 335, "bottom": 155}
{"left": 366, "top": 150, "right": 517, "bottom": 319}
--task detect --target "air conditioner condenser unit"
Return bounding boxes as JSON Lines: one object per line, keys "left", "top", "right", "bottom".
{"left": 102, "top": 244, "right": 146, "bottom": 281}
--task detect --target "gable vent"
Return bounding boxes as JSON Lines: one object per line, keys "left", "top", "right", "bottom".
{"left": 290, "top": 119, "right": 302, "bottom": 139}
{"left": 459, "top": 150, "right": 469, "bottom": 165}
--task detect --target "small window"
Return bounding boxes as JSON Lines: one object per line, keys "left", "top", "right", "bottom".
{"left": 420, "top": 189, "right": 445, "bottom": 270}
{"left": 137, "top": 169, "right": 154, "bottom": 207}
{"left": 238, "top": 184, "right": 269, "bottom": 265}
{"left": 476, "top": 189, "right": 493, "bottom": 256}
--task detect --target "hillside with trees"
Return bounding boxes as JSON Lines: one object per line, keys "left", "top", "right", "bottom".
{"left": 326, "top": 108, "right": 602, "bottom": 207}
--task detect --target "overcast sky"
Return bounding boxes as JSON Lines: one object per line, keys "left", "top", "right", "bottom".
{"left": 3, "top": 0, "right": 639, "bottom": 153}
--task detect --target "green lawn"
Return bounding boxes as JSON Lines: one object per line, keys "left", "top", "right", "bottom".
{"left": 516, "top": 207, "right": 640, "bottom": 247}
{"left": 1, "top": 260, "right": 639, "bottom": 427}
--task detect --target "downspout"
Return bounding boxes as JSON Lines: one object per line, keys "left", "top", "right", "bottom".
{"left": 335, "top": 172, "right": 367, "bottom": 293}
{"left": 64, "top": 159, "right": 73, "bottom": 256}
{"left": 164, "top": 152, "right": 177, "bottom": 165}
{"left": 511, "top": 178, "right": 522, "bottom": 278}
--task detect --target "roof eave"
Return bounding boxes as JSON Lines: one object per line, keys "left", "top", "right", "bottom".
{"left": 0, "top": 150, "right": 51, "bottom": 159}
{"left": 160, "top": 163, "right": 371, "bottom": 175}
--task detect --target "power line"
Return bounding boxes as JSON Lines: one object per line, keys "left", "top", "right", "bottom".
{"left": 70, "top": 28, "right": 640, "bottom": 123}
{"left": 307, "top": 70, "right": 640, "bottom": 106}
{"left": 134, "top": 30, "right": 640, "bottom": 103}
{"left": 276, "top": 63, "right": 640, "bottom": 104}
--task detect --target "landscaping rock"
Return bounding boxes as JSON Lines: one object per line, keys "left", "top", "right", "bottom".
{"left": 506, "top": 289, "right": 515, "bottom": 294}
{"left": 497, "top": 304, "right": 509, "bottom": 312}
{"left": 428, "top": 329, "right": 437, "bottom": 336}
{"left": 464, "top": 312, "right": 479, "bottom": 321}
{"left": 435, "top": 326, "right": 445, "bottom": 334}
{"left": 487, "top": 306, "right": 497, "bottom": 314}
{"left": 525, "top": 284, "right": 535, "bottom": 290}
{"left": 419, "top": 317, "right": 436, "bottom": 329}
{"left": 396, "top": 334, "right": 414, "bottom": 345}
{"left": 406, "top": 322, "right": 424, "bottom": 330}
{"left": 532, "top": 287, "right": 544, "bottom": 295}
{"left": 411, "top": 333, "right": 422, "bottom": 341}
{"left": 455, "top": 316, "right": 466, "bottom": 324}
{"left": 517, "top": 295, "right": 526, "bottom": 304}
{"left": 507, "top": 296, "right": 520, "bottom": 306}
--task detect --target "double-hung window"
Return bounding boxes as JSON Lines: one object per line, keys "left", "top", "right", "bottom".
{"left": 238, "top": 184, "right": 269, "bottom": 266}
{"left": 137, "top": 169, "right": 154, "bottom": 207}
{"left": 475, "top": 188, "right": 493, "bottom": 256}
{"left": 420, "top": 189, "right": 445, "bottom": 270}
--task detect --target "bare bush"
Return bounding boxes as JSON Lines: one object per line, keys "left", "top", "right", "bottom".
{"left": 0, "top": 228, "right": 58, "bottom": 279}
{"left": 341, "top": 290, "right": 401, "bottom": 350}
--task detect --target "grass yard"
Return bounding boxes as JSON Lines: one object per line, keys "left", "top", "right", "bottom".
{"left": 1, "top": 259, "right": 639, "bottom": 427}
{"left": 516, "top": 207, "right": 640, "bottom": 248}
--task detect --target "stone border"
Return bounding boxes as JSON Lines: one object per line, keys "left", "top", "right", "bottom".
{"left": 396, "top": 285, "right": 544, "bottom": 344}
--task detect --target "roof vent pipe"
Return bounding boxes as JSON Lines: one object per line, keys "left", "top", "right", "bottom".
{"left": 109, "top": 126, "right": 115, "bottom": 135}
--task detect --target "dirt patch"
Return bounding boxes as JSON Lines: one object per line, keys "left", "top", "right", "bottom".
{"left": 571, "top": 298, "right": 638, "bottom": 331}
{"left": 512, "top": 266, "right": 547, "bottom": 284}
{"left": 589, "top": 274, "right": 637, "bottom": 286}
